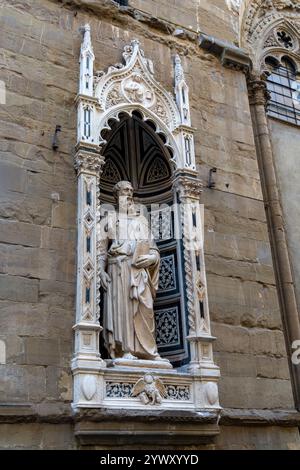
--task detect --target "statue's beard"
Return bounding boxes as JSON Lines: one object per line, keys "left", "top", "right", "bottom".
{"left": 118, "top": 197, "right": 135, "bottom": 214}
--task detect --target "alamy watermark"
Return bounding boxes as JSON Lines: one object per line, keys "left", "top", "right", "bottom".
{"left": 99, "top": 199, "right": 204, "bottom": 252}
{"left": 0, "top": 80, "right": 6, "bottom": 104}
{"left": 0, "top": 340, "right": 6, "bottom": 365}
{"left": 292, "top": 340, "right": 300, "bottom": 365}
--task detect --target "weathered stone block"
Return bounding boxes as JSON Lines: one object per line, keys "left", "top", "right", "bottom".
{"left": 45, "top": 367, "right": 72, "bottom": 402}
{"left": 0, "top": 220, "right": 41, "bottom": 247}
{"left": 51, "top": 201, "right": 77, "bottom": 229}
{"left": 249, "top": 329, "right": 287, "bottom": 358}
{"left": 215, "top": 425, "right": 300, "bottom": 450}
{"left": 0, "top": 301, "right": 48, "bottom": 337}
{"left": 38, "top": 279, "right": 75, "bottom": 309}
{"left": 205, "top": 231, "right": 273, "bottom": 266}
{"left": 212, "top": 323, "right": 251, "bottom": 354}
{"left": 219, "top": 376, "right": 294, "bottom": 409}
{"left": 0, "top": 191, "right": 52, "bottom": 225}
{"left": 0, "top": 274, "right": 38, "bottom": 303}
{"left": 0, "top": 335, "right": 23, "bottom": 364}
{"left": 206, "top": 256, "right": 275, "bottom": 285}
{"left": 26, "top": 366, "right": 47, "bottom": 401}
{"left": 214, "top": 352, "right": 256, "bottom": 378}
{"left": 21, "top": 337, "right": 60, "bottom": 366}
{"left": 255, "top": 356, "right": 290, "bottom": 381}
{"left": 0, "top": 244, "right": 54, "bottom": 280}
{"left": 0, "top": 423, "right": 75, "bottom": 450}
{"left": 47, "top": 306, "right": 74, "bottom": 341}
{"left": 40, "top": 226, "right": 76, "bottom": 251}
{"left": 26, "top": 171, "right": 76, "bottom": 204}
{"left": 0, "top": 162, "right": 26, "bottom": 193}
{"left": 0, "top": 365, "right": 27, "bottom": 401}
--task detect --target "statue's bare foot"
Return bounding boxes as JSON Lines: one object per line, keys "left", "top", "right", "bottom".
{"left": 122, "top": 352, "right": 138, "bottom": 360}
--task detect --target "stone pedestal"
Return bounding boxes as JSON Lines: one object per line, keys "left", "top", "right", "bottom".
{"left": 72, "top": 363, "right": 220, "bottom": 412}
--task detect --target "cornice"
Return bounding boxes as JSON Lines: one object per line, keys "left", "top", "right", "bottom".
{"left": 1, "top": 405, "right": 300, "bottom": 428}
{"left": 199, "top": 33, "right": 252, "bottom": 73}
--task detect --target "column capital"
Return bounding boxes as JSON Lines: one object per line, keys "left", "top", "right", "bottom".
{"left": 247, "top": 74, "right": 270, "bottom": 107}
{"left": 173, "top": 170, "right": 203, "bottom": 201}
{"left": 74, "top": 147, "right": 104, "bottom": 175}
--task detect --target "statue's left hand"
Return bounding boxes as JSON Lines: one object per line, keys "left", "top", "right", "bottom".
{"left": 134, "top": 254, "right": 157, "bottom": 268}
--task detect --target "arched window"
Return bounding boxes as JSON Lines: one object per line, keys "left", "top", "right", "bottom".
{"left": 266, "top": 56, "right": 300, "bottom": 126}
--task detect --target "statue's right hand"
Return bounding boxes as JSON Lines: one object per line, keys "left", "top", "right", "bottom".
{"left": 100, "top": 271, "right": 111, "bottom": 290}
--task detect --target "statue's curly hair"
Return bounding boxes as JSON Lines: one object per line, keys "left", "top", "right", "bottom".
{"left": 112, "top": 180, "right": 133, "bottom": 200}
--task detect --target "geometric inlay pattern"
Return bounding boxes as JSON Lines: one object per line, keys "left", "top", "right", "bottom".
{"left": 155, "top": 306, "right": 179, "bottom": 347}
{"left": 151, "top": 207, "right": 173, "bottom": 241}
{"left": 158, "top": 255, "right": 176, "bottom": 292}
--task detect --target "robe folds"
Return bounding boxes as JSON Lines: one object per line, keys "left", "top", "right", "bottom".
{"left": 100, "top": 215, "right": 160, "bottom": 360}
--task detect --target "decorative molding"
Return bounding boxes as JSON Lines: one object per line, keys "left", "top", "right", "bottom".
{"left": 3, "top": 405, "right": 300, "bottom": 427}
{"left": 205, "top": 382, "right": 219, "bottom": 406}
{"left": 172, "top": 171, "right": 211, "bottom": 341}
{"left": 94, "top": 39, "right": 180, "bottom": 131}
{"left": 105, "top": 379, "right": 191, "bottom": 403}
{"left": 247, "top": 75, "right": 270, "bottom": 106}
{"left": 106, "top": 383, "right": 133, "bottom": 398}
{"left": 82, "top": 375, "right": 97, "bottom": 401}
{"left": 240, "top": 0, "right": 300, "bottom": 72}
{"left": 173, "top": 171, "right": 203, "bottom": 202}
{"left": 225, "top": 0, "right": 242, "bottom": 16}
{"left": 72, "top": 27, "right": 219, "bottom": 413}
{"left": 74, "top": 150, "right": 104, "bottom": 174}
{"left": 199, "top": 33, "right": 252, "bottom": 73}
{"left": 166, "top": 385, "right": 190, "bottom": 401}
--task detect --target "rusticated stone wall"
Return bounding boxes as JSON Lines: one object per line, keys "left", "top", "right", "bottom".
{"left": 0, "top": 0, "right": 298, "bottom": 449}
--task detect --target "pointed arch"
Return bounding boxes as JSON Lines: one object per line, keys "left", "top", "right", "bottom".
{"left": 240, "top": 1, "right": 300, "bottom": 72}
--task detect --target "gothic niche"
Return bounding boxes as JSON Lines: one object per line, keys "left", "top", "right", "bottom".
{"left": 99, "top": 112, "right": 189, "bottom": 366}
{"left": 73, "top": 27, "right": 220, "bottom": 415}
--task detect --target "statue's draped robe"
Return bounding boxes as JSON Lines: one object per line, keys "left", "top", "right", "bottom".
{"left": 99, "top": 214, "right": 160, "bottom": 359}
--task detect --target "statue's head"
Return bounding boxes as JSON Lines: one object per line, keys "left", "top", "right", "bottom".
{"left": 113, "top": 180, "right": 133, "bottom": 200}
{"left": 113, "top": 181, "right": 134, "bottom": 212}
{"left": 144, "top": 374, "right": 154, "bottom": 384}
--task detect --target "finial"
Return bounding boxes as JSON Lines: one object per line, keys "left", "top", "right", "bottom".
{"left": 174, "top": 54, "right": 184, "bottom": 85}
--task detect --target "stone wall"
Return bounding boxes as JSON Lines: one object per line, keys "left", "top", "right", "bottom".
{"left": 269, "top": 118, "right": 300, "bottom": 313}
{"left": 129, "top": 0, "right": 239, "bottom": 42}
{"left": 0, "top": 0, "right": 298, "bottom": 449}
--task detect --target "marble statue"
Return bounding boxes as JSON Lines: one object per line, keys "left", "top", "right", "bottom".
{"left": 99, "top": 181, "right": 170, "bottom": 367}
